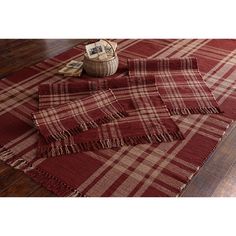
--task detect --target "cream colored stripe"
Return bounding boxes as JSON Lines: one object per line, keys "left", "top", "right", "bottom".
{"left": 76, "top": 147, "right": 136, "bottom": 193}
{"left": 173, "top": 39, "right": 210, "bottom": 57}
{"left": 206, "top": 53, "right": 236, "bottom": 86}
{"left": 150, "top": 39, "right": 189, "bottom": 58}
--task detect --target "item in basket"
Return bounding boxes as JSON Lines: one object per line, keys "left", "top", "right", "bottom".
{"left": 100, "top": 40, "right": 117, "bottom": 56}
{"left": 85, "top": 41, "right": 107, "bottom": 59}
{"left": 98, "top": 53, "right": 108, "bottom": 60}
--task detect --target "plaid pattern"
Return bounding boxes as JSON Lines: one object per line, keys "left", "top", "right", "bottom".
{"left": 37, "top": 77, "right": 184, "bottom": 158}
{"left": 0, "top": 39, "right": 235, "bottom": 197}
{"left": 128, "top": 57, "right": 222, "bottom": 115}
{"left": 32, "top": 89, "right": 127, "bottom": 143}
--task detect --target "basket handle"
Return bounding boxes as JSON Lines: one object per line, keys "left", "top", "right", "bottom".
{"left": 103, "top": 39, "right": 116, "bottom": 57}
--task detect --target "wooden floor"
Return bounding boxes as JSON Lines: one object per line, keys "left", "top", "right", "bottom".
{"left": 0, "top": 39, "right": 236, "bottom": 197}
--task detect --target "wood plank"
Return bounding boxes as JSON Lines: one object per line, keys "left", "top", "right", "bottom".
{"left": 182, "top": 122, "right": 236, "bottom": 197}
{"left": 0, "top": 162, "right": 10, "bottom": 175}
{"left": 0, "top": 167, "right": 23, "bottom": 191}
{"left": 0, "top": 39, "right": 85, "bottom": 79}
{"left": 29, "top": 186, "right": 56, "bottom": 197}
{"left": 0, "top": 174, "right": 40, "bottom": 197}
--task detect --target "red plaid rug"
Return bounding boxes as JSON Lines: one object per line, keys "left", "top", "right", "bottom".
{"left": 0, "top": 39, "right": 235, "bottom": 197}
{"left": 128, "top": 57, "right": 222, "bottom": 115}
{"left": 33, "top": 89, "right": 128, "bottom": 143}
{"left": 37, "top": 77, "right": 184, "bottom": 158}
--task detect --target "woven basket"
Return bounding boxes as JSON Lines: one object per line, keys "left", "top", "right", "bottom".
{"left": 83, "top": 41, "right": 119, "bottom": 77}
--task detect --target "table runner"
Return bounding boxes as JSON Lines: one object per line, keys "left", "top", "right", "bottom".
{"left": 32, "top": 89, "right": 128, "bottom": 143}
{"left": 37, "top": 77, "right": 184, "bottom": 158}
{"left": 0, "top": 39, "right": 235, "bottom": 197}
{"left": 128, "top": 58, "right": 222, "bottom": 115}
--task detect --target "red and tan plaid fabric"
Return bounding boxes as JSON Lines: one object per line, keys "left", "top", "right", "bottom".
{"left": 32, "top": 89, "right": 128, "bottom": 143}
{"left": 128, "top": 57, "right": 222, "bottom": 115}
{"left": 37, "top": 77, "right": 184, "bottom": 158}
{"left": 0, "top": 39, "right": 235, "bottom": 197}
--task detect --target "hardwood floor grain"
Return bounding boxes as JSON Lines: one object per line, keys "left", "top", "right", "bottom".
{"left": 28, "top": 187, "right": 55, "bottom": 197}
{"left": 0, "top": 173, "right": 40, "bottom": 197}
{"left": 0, "top": 39, "right": 236, "bottom": 197}
{"left": 0, "top": 39, "right": 86, "bottom": 79}
{"left": 181, "top": 123, "right": 236, "bottom": 197}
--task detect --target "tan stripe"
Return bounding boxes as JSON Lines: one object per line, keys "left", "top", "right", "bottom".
{"left": 173, "top": 39, "right": 210, "bottom": 57}
{"left": 76, "top": 146, "right": 135, "bottom": 193}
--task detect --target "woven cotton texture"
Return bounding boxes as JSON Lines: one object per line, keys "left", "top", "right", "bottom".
{"left": 128, "top": 57, "right": 222, "bottom": 115}
{"left": 37, "top": 76, "right": 184, "bottom": 158}
{"left": 1, "top": 39, "right": 235, "bottom": 197}
{"left": 32, "top": 89, "right": 127, "bottom": 143}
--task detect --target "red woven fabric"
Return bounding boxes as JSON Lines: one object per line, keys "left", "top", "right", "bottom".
{"left": 0, "top": 39, "right": 235, "bottom": 197}
{"left": 32, "top": 89, "right": 127, "bottom": 143}
{"left": 128, "top": 57, "right": 222, "bottom": 115}
{"left": 37, "top": 76, "right": 184, "bottom": 158}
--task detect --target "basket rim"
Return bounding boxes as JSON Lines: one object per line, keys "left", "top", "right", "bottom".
{"left": 84, "top": 53, "right": 118, "bottom": 62}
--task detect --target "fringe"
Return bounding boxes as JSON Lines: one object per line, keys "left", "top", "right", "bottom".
{"left": 45, "top": 111, "right": 128, "bottom": 143}
{"left": 27, "top": 166, "right": 85, "bottom": 197}
{"left": 0, "top": 145, "right": 81, "bottom": 197}
{"left": 0, "top": 145, "right": 15, "bottom": 161}
{"left": 0, "top": 145, "right": 32, "bottom": 170}
{"left": 68, "top": 189, "right": 87, "bottom": 197}
{"left": 169, "top": 106, "right": 222, "bottom": 116}
{"left": 10, "top": 159, "right": 29, "bottom": 169}
{"left": 38, "top": 130, "right": 185, "bottom": 158}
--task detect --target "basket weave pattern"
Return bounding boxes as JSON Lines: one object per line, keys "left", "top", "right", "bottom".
{"left": 83, "top": 40, "right": 119, "bottom": 77}
{"left": 83, "top": 54, "right": 119, "bottom": 77}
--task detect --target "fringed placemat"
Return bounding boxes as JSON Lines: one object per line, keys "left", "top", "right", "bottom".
{"left": 37, "top": 106, "right": 184, "bottom": 158}
{"left": 37, "top": 77, "right": 184, "bottom": 157}
{"left": 32, "top": 89, "right": 128, "bottom": 143}
{"left": 128, "top": 57, "right": 223, "bottom": 115}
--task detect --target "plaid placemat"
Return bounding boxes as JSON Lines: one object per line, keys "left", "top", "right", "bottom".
{"left": 37, "top": 77, "right": 184, "bottom": 158}
{"left": 128, "top": 57, "right": 222, "bottom": 115}
{"left": 32, "top": 89, "right": 127, "bottom": 143}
